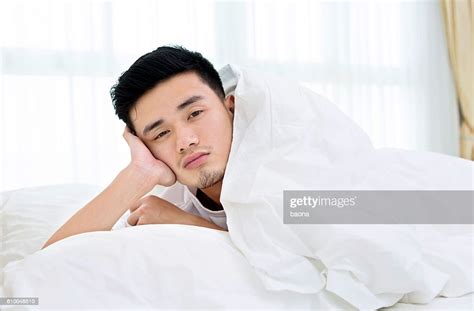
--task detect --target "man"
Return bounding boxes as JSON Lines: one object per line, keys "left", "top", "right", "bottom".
{"left": 42, "top": 46, "right": 234, "bottom": 249}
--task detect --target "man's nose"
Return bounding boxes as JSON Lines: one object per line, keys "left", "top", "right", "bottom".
{"left": 176, "top": 127, "right": 199, "bottom": 153}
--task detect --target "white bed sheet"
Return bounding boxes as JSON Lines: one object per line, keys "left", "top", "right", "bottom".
{"left": 388, "top": 293, "right": 474, "bottom": 310}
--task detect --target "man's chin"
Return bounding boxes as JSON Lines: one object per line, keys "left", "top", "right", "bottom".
{"left": 176, "top": 170, "right": 222, "bottom": 189}
{"left": 198, "top": 169, "right": 224, "bottom": 189}
{"left": 200, "top": 178, "right": 222, "bottom": 189}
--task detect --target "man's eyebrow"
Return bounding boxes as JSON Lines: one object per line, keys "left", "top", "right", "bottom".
{"left": 142, "top": 95, "right": 204, "bottom": 137}
{"left": 142, "top": 119, "right": 164, "bottom": 137}
{"left": 176, "top": 95, "right": 204, "bottom": 111}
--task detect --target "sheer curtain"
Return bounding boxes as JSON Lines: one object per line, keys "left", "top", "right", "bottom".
{"left": 0, "top": 0, "right": 458, "bottom": 191}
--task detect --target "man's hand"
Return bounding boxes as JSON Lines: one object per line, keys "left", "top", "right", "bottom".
{"left": 123, "top": 126, "right": 176, "bottom": 187}
{"left": 127, "top": 195, "right": 227, "bottom": 231}
{"left": 127, "top": 195, "right": 190, "bottom": 226}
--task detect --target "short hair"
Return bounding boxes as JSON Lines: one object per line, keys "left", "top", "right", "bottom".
{"left": 110, "top": 45, "right": 225, "bottom": 134}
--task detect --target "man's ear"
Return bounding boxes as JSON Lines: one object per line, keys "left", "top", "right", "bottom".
{"left": 225, "top": 95, "right": 235, "bottom": 114}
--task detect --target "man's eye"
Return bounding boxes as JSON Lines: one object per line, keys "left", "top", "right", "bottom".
{"left": 188, "top": 110, "right": 203, "bottom": 119}
{"left": 154, "top": 130, "right": 169, "bottom": 140}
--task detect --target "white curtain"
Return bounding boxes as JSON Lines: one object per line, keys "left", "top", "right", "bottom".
{"left": 0, "top": 0, "right": 458, "bottom": 191}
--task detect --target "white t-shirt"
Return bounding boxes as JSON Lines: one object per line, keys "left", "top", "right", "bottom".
{"left": 113, "top": 182, "right": 227, "bottom": 231}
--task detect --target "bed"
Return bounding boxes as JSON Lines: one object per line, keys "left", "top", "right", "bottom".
{"left": 1, "top": 184, "right": 472, "bottom": 310}
{"left": 2, "top": 65, "right": 473, "bottom": 309}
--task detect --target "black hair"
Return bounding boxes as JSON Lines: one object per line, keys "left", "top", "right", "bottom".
{"left": 110, "top": 45, "right": 225, "bottom": 134}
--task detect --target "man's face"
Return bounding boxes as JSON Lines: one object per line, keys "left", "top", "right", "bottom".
{"left": 130, "top": 71, "right": 234, "bottom": 189}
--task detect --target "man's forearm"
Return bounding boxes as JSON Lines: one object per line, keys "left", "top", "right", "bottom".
{"left": 41, "top": 165, "right": 158, "bottom": 249}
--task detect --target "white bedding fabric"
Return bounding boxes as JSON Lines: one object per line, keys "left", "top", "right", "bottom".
{"left": 1, "top": 65, "right": 473, "bottom": 309}
{"left": 0, "top": 185, "right": 472, "bottom": 310}
{"left": 218, "top": 65, "right": 474, "bottom": 309}
{"left": 0, "top": 184, "right": 102, "bottom": 269}
{"left": 1, "top": 224, "right": 352, "bottom": 309}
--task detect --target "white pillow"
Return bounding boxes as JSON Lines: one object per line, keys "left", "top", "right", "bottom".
{"left": 0, "top": 182, "right": 171, "bottom": 270}
{"left": 1, "top": 224, "right": 353, "bottom": 309}
{"left": 0, "top": 184, "right": 101, "bottom": 269}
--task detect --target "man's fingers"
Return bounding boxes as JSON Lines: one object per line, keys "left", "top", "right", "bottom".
{"left": 127, "top": 210, "right": 140, "bottom": 226}
{"left": 136, "top": 217, "right": 148, "bottom": 226}
{"left": 127, "top": 208, "right": 152, "bottom": 226}
{"left": 129, "top": 197, "right": 146, "bottom": 213}
{"left": 123, "top": 126, "right": 135, "bottom": 146}
{"left": 127, "top": 197, "right": 146, "bottom": 226}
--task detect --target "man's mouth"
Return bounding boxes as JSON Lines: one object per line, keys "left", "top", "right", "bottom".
{"left": 184, "top": 152, "right": 210, "bottom": 169}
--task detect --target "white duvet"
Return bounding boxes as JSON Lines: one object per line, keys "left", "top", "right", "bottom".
{"left": 1, "top": 65, "right": 473, "bottom": 310}
{"left": 218, "top": 65, "right": 473, "bottom": 309}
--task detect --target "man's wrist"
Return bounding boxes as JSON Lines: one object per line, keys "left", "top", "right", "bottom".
{"left": 125, "top": 163, "right": 160, "bottom": 187}
{"left": 184, "top": 214, "right": 227, "bottom": 232}
{"left": 119, "top": 165, "right": 159, "bottom": 203}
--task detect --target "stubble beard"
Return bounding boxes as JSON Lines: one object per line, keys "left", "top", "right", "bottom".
{"left": 198, "top": 168, "right": 224, "bottom": 189}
